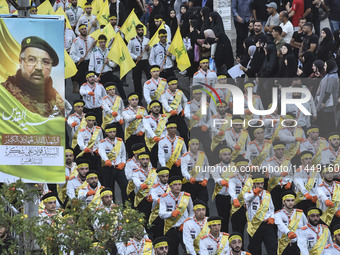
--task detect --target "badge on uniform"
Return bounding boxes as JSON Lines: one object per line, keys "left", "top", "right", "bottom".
{"left": 163, "top": 145, "right": 168, "bottom": 154}
{"left": 252, "top": 202, "right": 258, "bottom": 211}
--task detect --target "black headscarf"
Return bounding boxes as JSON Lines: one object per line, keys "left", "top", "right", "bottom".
{"left": 180, "top": 9, "right": 192, "bottom": 38}
{"left": 325, "top": 60, "right": 338, "bottom": 74}
{"left": 214, "top": 32, "right": 234, "bottom": 71}
{"left": 209, "top": 11, "right": 225, "bottom": 36}
{"left": 260, "top": 44, "right": 278, "bottom": 77}
{"left": 313, "top": 60, "right": 326, "bottom": 77}
{"left": 302, "top": 51, "right": 315, "bottom": 77}
{"left": 166, "top": 9, "right": 178, "bottom": 40}
{"left": 148, "top": 1, "right": 166, "bottom": 37}
{"left": 317, "top": 28, "right": 334, "bottom": 62}
{"left": 200, "top": 7, "right": 211, "bottom": 37}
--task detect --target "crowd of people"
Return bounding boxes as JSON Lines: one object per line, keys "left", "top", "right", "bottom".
{"left": 3, "top": 0, "right": 340, "bottom": 254}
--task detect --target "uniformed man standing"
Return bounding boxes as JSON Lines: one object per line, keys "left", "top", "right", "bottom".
{"left": 296, "top": 207, "right": 332, "bottom": 254}
{"left": 321, "top": 132, "right": 340, "bottom": 165}
{"left": 228, "top": 233, "right": 251, "bottom": 255}
{"left": 122, "top": 93, "right": 147, "bottom": 158}
{"left": 199, "top": 216, "right": 230, "bottom": 255}
{"left": 53, "top": 0, "right": 70, "bottom": 11}
{"left": 149, "top": 167, "right": 170, "bottom": 239}
{"left": 143, "top": 100, "right": 168, "bottom": 167}
{"left": 67, "top": 99, "right": 86, "bottom": 151}
{"left": 66, "top": 0, "right": 84, "bottom": 29}
{"left": 152, "top": 15, "right": 172, "bottom": 42}
{"left": 228, "top": 156, "right": 252, "bottom": 237}
{"left": 75, "top": 2, "right": 99, "bottom": 35}
{"left": 323, "top": 224, "right": 340, "bottom": 254}
{"left": 39, "top": 192, "right": 58, "bottom": 225}
{"left": 181, "top": 139, "right": 209, "bottom": 204}
{"left": 300, "top": 125, "right": 328, "bottom": 163}
{"left": 64, "top": 23, "right": 76, "bottom": 54}
{"left": 66, "top": 159, "right": 90, "bottom": 199}
{"left": 143, "top": 65, "right": 168, "bottom": 105}
{"left": 132, "top": 152, "right": 157, "bottom": 226}
{"left": 101, "top": 82, "right": 124, "bottom": 138}
{"left": 192, "top": 57, "right": 217, "bottom": 87}
{"left": 244, "top": 175, "right": 277, "bottom": 255}
{"left": 274, "top": 191, "right": 307, "bottom": 255}
{"left": 65, "top": 148, "right": 77, "bottom": 181}
{"left": 108, "top": 15, "right": 121, "bottom": 33}
{"left": 149, "top": 29, "right": 175, "bottom": 79}
{"left": 160, "top": 76, "right": 188, "bottom": 143}
{"left": 294, "top": 151, "right": 321, "bottom": 212}
{"left": 78, "top": 171, "right": 103, "bottom": 208}
{"left": 153, "top": 236, "right": 169, "bottom": 255}
{"left": 158, "top": 120, "right": 187, "bottom": 177}
{"left": 182, "top": 199, "right": 209, "bottom": 255}
{"left": 263, "top": 141, "right": 293, "bottom": 211}
{"left": 159, "top": 176, "right": 194, "bottom": 255}
{"left": 76, "top": 112, "right": 103, "bottom": 169}
{"left": 124, "top": 232, "right": 153, "bottom": 254}
{"left": 95, "top": 188, "right": 115, "bottom": 213}
{"left": 316, "top": 165, "right": 340, "bottom": 231}
{"left": 79, "top": 71, "right": 107, "bottom": 126}
{"left": 70, "top": 25, "right": 96, "bottom": 88}
{"left": 209, "top": 73, "right": 232, "bottom": 116}
{"left": 128, "top": 24, "right": 151, "bottom": 99}
{"left": 98, "top": 123, "right": 127, "bottom": 203}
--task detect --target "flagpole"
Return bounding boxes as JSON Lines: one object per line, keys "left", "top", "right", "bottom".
{"left": 135, "top": 48, "right": 147, "bottom": 65}
{"left": 160, "top": 53, "right": 168, "bottom": 70}
{"left": 72, "top": 15, "right": 82, "bottom": 30}
{"left": 98, "top": 59, "right": 107, "bottom": 78}
{"left": 77, "top": 40, "right": 97, "bottom": 65}
{"left": 87, "top": 18, "right": 97, "bottom": 35}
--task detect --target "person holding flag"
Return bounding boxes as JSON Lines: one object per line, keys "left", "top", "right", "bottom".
{"left": 66, "top": 0, "right": 84, "bottom": 29}
{"left": 67, "top": 99, "right": 86, "bottom": 151}
{"left": 158, "top": 120, "right": 187, "bottom": 177}
{"left": 274, "top": 191, "right": 307, "bottom": 255}
{"left": 108, "top": 14, "right": 120, "bottom": 33}
{"left": 149, "top": 29, "right": 175, "bottom": 79}
{"left": 98, "top": 123, "right": 128, "bottom": 203}
{"left": 53, "top": 0, "right": 70, "bottom": 11}
{"left": 122, "top": 92, "right": 147, "bottom": 158}
{"left": 128, "top": 24, "right": 151, "bottom": 99}
{"left": 75, "top": 2, "right": 99, "bottom": 35}
{"left": 153, "top": 15, "right": 172, "bottom": 42}
{"left": 143, "top": 65, "right": 168, "bottom": 105}
{"left": 64, "top": 21, "right": 76, "bottom": 53}
{"left": 70, "top": 25, "right": 96, "bottom": 90}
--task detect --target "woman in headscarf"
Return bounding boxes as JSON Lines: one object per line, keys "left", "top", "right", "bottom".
{"left": 308, "top": 60, "right": 326, "bottom": 97}
{"left": 214, "top": 32, "right": 234, "bottom": 73}
{"left": 209, "top": 11, "right": 225, "bottom": 36}
{"left": 315, "top": 60, "right": 339, "bottom": 137}
{"left": 180, "top": 8, "right": 192, "bottom": 39}
{"left": 239, "top": 45, "right": 264, "bottom": 78}
{"left": 200, "top": 6, "right": 211, "bottom": 37}
{"left": 188, "top": 19, "right": 201, "bottom": 77}
{"left": 166, "top": 8, "right": 178, "bottom": 40}
{"left": 278, "top": 44, "right": 297, "bottom": 78}
{"left": 148, "top": 0, "right": 166, "bottom": 37}
{"left": 317, "top": 28, "right": 334, "bottom": 62}
{"left": 297, "top": 51, "right": 315, "bottom": 77}
{"left": 332, "top": 30, "right": 340, "bottom": 76}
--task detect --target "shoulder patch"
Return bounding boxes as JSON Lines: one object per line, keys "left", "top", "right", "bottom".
{"left": 80, "top": 128, "right": 85, "bottom": 132}
{"left": 153, "top": 183, "right": 160, "bottom": 188}
{"left": 146, "top": 80, "right": 151, "bottom": 84}
{"left": 200, "top": 234, "right": 208, "bottom": 240}
{"left": 161, "top": 193, "right": 168, "bottom": 197}
{"left": 117, "top": 137, "right": 122, "bottom": 141}
{"left": 301, "top": 226, "right": 308, "bottom": 230}
{"left": 296, "top": 209, "right": 303, "bottom": 212}
{"left": 100, "top": 139, "right": 105, "bottom": 143}
{"left": 184, "top": 192, "right": 191, "bottom": 196}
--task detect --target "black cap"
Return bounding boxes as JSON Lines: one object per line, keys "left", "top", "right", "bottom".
{"left": 85, "top": 170, "right": 99, "bottom": 179}
{"left": 168, "top": 176, "right": 182, "bottom": 185}
{"left": 207, "top": 216, "right": 223, "bottom": 222}
{"left": 281, "top": 190, "right": 296, "bottom": 200}
{"left": 156, "top": 167, "right": 170, "bottom": 174}
{"left": 85, "top": 112, "right": 96, "bottom": 119}
{"left": 76, "top": 158, "right": 90, "bottom": 166}
{"left": 73, "top": 99, "right": 85, "bottom": 106}
{"left": 306, "top": 207, "right": 322, "bottom": 217}
{"left": 137, "top": 151, "right": 150, "bottom": 159}
{"left": 105, "top": 123, "right": 117, "bottom": 131}
{"left": 150, "top": 64, "right": 161, "bottom": 70}
{"left": 41, "top": 192, "right": 58, "bottom": 202}
{"left": 153, "top": 236, "right": 169, "bottom": 247}
{"left": 131, "top": 143, "right": 146, "bottom": 154}
{"left": 104, "top": 82, "right": 116, "bottom": 88}
{"left": 21, "top": 36, "right": 59, "bottom": 66}
{"left": 136, "top": 24, "right": 144, "bottom": 30}
{"left": 167, "top": 76, "right": 178, "bottom": 84}
{"left": 229, "top": 232, "right": 243, "bottom": 242}
{"left": 333, "top": 224, "right": 340, "bottom": 235}
{"left": 233, "top": 155, "right": 249, "bottom": 164}
{"left": 158, "top": 29, "right": 167, "bottom": 35}
{"left": 98, "top": 34, "right": 107, "bottom": 41}
{"left": 166, "top": 120, "right": 178, "bottom": 128}
{"left": 154, "top": 14, "right": 164, "bottom": 20}
{"left": 193, "top": 199, "right": 207, "bottom": 208}
{"left": 273, "top": 141, "right": 285, "bottom": 149}
{"left": 232, "top": 115, "right": 244, "bottom": 121}
{"left": 199, "top": 57, "right": 209, "bottom": 63}
{"left": 128, "top": 92, "right": 139, "bottom": 100}
{"left": 327, "top": 131, "right": 340, "bottom": 141}
{"left": 100, "top": 187, "right": 113, "bottom": 195}
{"left": 285, "top": 112, "right": 296, "bottom": 119}
{"left": 299, "top": 150, "right": 314, "bottom": 161}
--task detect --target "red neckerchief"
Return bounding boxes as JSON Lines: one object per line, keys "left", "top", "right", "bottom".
{"left": 151, "top": 78, "right": 160, "bottom": 86}
{"left": 307, "top": 223, "right": 322, "bottom": 239}
{"left": 128, "top": 106, "right": 139, "bottom": 114}
{"left": 253, "top": 140, "right": 266, "bottom": 152}
{"left": 43, "top": 210, "right": 56, "bottom": 217}
{"left": 66, "top": 163, "right": 74, "bottom": 175}
{"left": 232, "top": 128, "right": 241, "bottom": 141}
{"left": 321, "top": 181, "right": 334, "bottom": 197}
{"left": 131, "top": 238, "right": 145, "bottom": 253}
{"left": 237, "top": 173, "right": 247, "bottom": 186}
{"left": 138, "top": 167, "right": 150, "bottom": 178}
{"left": 193, "top": 216, "right": 207, "bottom": 229}
{"left": 282, "top": 208, "right": 295, "bottom": 223}
{"left": 77, "top": 175, "right": 84, "bottom": 184}
{"left": 199, "top": 69, "right": 208, "bottom": 76}
{"left": 85, "top": 125, "right": 95, "bottom": 134}
{"left": 169, "top": 191, "right": 182, "bottom": 209}
{"left": 208, "top": 232, "right": 222, "bottom": 248}
{"left": 167, "top": 135, "right": 177, "bottom": 154}
{"left": 167, "top": 89, "right": 177, "bottom": 97}
{"left": 106, "top": 137, "right": 116, "bottom": 145}
{"left": 132, "top": 156, "right": 140, "bottom": 167}
{"left": 334, "top": 243, "right": 340, "bottom": 251}
{"left": 193, "top": 99, "right": 200, "bottom": 107}
{"left": 188, "top": 151, "right": 198, "bottom": 162}
{"left": 74, "top": 112, "right": 85, "bottom": 120}
{"left": 308, "top": 138, "right": 319, "bottom": 152}
{"left": 150, "top": 114, "right": 161, "bottom": 123}
{"left": 158, "top": 183, "right": 168, "bottom": 193}
{"left": 273, "top": 156, "right": 285, "bottom": 165}
{"left": 107, "top": 94, "right": 117, "bottom": 105}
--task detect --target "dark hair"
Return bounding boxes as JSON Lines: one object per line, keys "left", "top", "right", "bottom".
{"left": 281, "top": 11, "right": 289, "bottom": 19}
{"left": 136, "top": 24, "right": 144, "bottom": 30}
{"left": 303, "top": 22, "right": 314, "bottom": 30}
{"left": 273, "top": 26, "right": 282, "bottom": 35}
{"left": 254, "top": 20, "right": 263, "bottom": 25}
{"left": 298, "top": 17, "right": 307, "bottom": 22}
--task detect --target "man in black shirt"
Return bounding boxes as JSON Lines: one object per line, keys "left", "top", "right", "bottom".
{"left": 300, "top": 22, "right": 318, "bottom": 58}
{"left": 290, "top": 17, "right": 306, "bottom": 59}
{"left": 311, "top": 0, "right": 321, "bottom": 37}
{"left": 252, "top": 0, "right": 270, "bottom": 24}
{"left": 252, "top": 20, "right": 267, "bottom": 44}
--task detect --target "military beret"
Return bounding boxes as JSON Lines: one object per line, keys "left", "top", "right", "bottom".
{"left": 167, "top": 76, "right": 178, "bottom": 84}
{"left": 153, "top": 236, "right": 169, "bottom": 247}
{"left": 21, "top": 36, "right": 59, "bottom": 66}
{"left": 193, "top": 199, "right": 207, "bottom": 208}
{"left": 168, "top": 175, "right": 182, "bottom": 185}
{"left": 41, "top": 192, "right": 58, "bottom": 202}
{"left": 76, "top": 158, "right": 90, "bottom": 166}
{"left": 131, "top": 143, "right": 146, "bottom": 154}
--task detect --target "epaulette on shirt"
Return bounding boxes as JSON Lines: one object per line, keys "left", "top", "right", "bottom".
{"left": 161, "top": 78, "right": 166, "bottom": 81}
{"left": 187, "top": 101, "right": 192, "bottom": 104}
{"left": 140, "top": 106, "right": 145, "bottom": 109}
{"left": 117, "top": 137, "right": 122, "bottom": 141}
{"left": 245, "top": 252, "right": 251, "bottom": 255}
{"left": 100, "top": 139, "right": 106, "bottom": 143}
{"left": 335, "top": 181, "right": 340, "bottom": 184}
{"left": 146, "top": 80, "right": 151, "bottom": 84}
{"left": 201, "top": 234, "right": 208, "bottom": 240}
{"left": 212, "top": 115, "right": 218, "bottom": 118}
{"left": 125, "top": 241, "right": 131, "bottom": 246}
{"left": 80, "top": 128, "right": 85, "bottom": 132}
{"left": 296, "top": 209, "right": 303, "bottom": 212}
{"left": 179, "top": 137, "right": 184, "bottom": 140}
{"left": 266, "top": 140, "right": 272, "bottom": 143}
{"left": 126, "top": 158, "right": 131, "bottom": 163}
{"left": 103, "top": 96, "right": 108, "bottom": 99}
{"left": 249, "top": 141, "right": 255, "bottom": 145}
{"left": 145, "top": 239, "right": 152, "bottom": 242}
{"left": 161, "top": 193, "right": 168, "bottom": 197}
{"left": 301, "top": 226, "right": 308, "bottom": 230}
{"left": 153, "top": 183, "right": 160, "bottom": 188}
{"left": 161, "top": 114, "right": 167, "bottom": 117}
{"left": 320, "top": 137, "right": 326, "bottom": 140}
{"left": 321, "top": 224, "right": 328, "bottom": 228}
{"left": 222, "top": 232, "right": 229, "bottom": 236}
{"left": 182, "top": 152, "right": 189, "bottom": 157}
{"left": 145, "top": 116, "right": 150, "bottom": 118}
{"left": 184, "top": 192, "right": 191, "bottom": 196}
{"left": 194, "top": 71, "right": 199, "bottom": 75}
{"left": 183, "top": 217, "right": 191, "bottom": 224}
{"left": 324, "top": 244, "right": 332, "bottom": 249}
{"left": 96, "top": 126, "right": 101, "bottom": 129}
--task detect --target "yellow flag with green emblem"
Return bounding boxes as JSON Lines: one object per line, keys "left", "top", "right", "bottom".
{"left": 148, "top": 22, "right": 165, "bottom": 47}
{"left": 37, "top": 0, "right": 54, "bottom": 15}
{"left": 55, "top": 7, "right": 72, "bottom": 29}
{"left": 0, "top": 0, "right": 9, "bottom": 14}
{"left": 107, "top": 33, "right": 136, "bottom": 78}
{"left": 64, "top": 50, "right": 78, "bottom": 79}
{"left": 168, "top": 27, "right": 191, "bottom": 71}
{"left": 120, "top": 8, "right": 146, "bottom": 42}
{"left": 78, "top": 0, "right": 86, "bottom": 9}
{"left": 97, "top": 0, "right": 109, "bottom": 26}
{"left": 91, "top": 0, "right": 102, "bottom": 16}
{"left": 90, "top": 23, "right": 116, "bottom": 47}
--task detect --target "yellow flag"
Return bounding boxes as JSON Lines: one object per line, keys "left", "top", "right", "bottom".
{"left": 55, "top": 7, "right": 72, "bottom": 29}
{"left": 0, "top": 0, "right": 9, "bottom": 14}
{"left": 148, "top": 22, "right": 165, "bottom": 47}
{"left": 90, "top": 28, "right": 102, "bottom": 40}
{"left": 90, "top": 24, "right": 116, "bottom": 47}
{"left": 37, "top": 0, "right": 54, "bottom": 15}
{"left": 91, "top": 0, "right": 102, "bottom": 16}
{"left": 168, "top": 27, "right": 191, "bottom": 71}
{"left": 64, "top": 50, "right": 78, "bottom": 79}
{"left": 120, "top": 9, "right": 146, "bottom": 42}
{"left": 107, "top": 33, "right": 136, "bottom": 78}
{"left": 78, "top": 0, "right": 86, "bottom": 9}
{"left": 97, "top": 0, "right": 109, "bottom": 26}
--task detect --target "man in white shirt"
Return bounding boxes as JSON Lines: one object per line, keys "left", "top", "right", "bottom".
{"left": 279, "top": 11, "right": 294, "bottom": 43}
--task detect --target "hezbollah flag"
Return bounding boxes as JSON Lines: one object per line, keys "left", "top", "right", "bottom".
{"left": 168, "top": 27, "right": 191, "bottom": 71}
{"left": 91, "top": 0, "right": 103, "bottom": 16}
{"left": 78, "top": 0, "right": 86, "bottom": 9}
{"left": 97, "top": 0, "right": 109, "bottom": 26}
{"left": 120, "top": 9, "right": 146, "bottom": 42}
{"left": 108, "top": 33, "right": 136, "bottom": 78}
{"left": 37, "top": 0, "right": 55, "bottom": 15}
{"left": 90, "top": 23, "right": 116, "bottom": 47}
{"left": 65, "top": 50, "right": 78, "bottom": 79}
{"left": 55, "top": 7, "right": 72, "bottom": 29}
{"left": 0, "top": 0, "right": 9, "bottom": 14}
{"left": 149, "top": 22, "right": 165, "bottom": 47}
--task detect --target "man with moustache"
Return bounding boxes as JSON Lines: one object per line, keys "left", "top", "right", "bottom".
{"left": 153, "top": 236, "right": 169, "bottom": 255}
{"left": 66, "top": 0, "right": 84, "bottom": 28}
{"left": 1, "top": 36, "right": 64, "bottom": 117}
{"left": 78, "top": 171, "right": 103, "bottom": 207}
{"left": 228, "top": 232, "right": 251, "bottom": 255}
{"left": 66, "top": 159, "right": 90, "bottom": 199}
{"left": 323, "top": 224, "right": 340, "bottom": 254}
